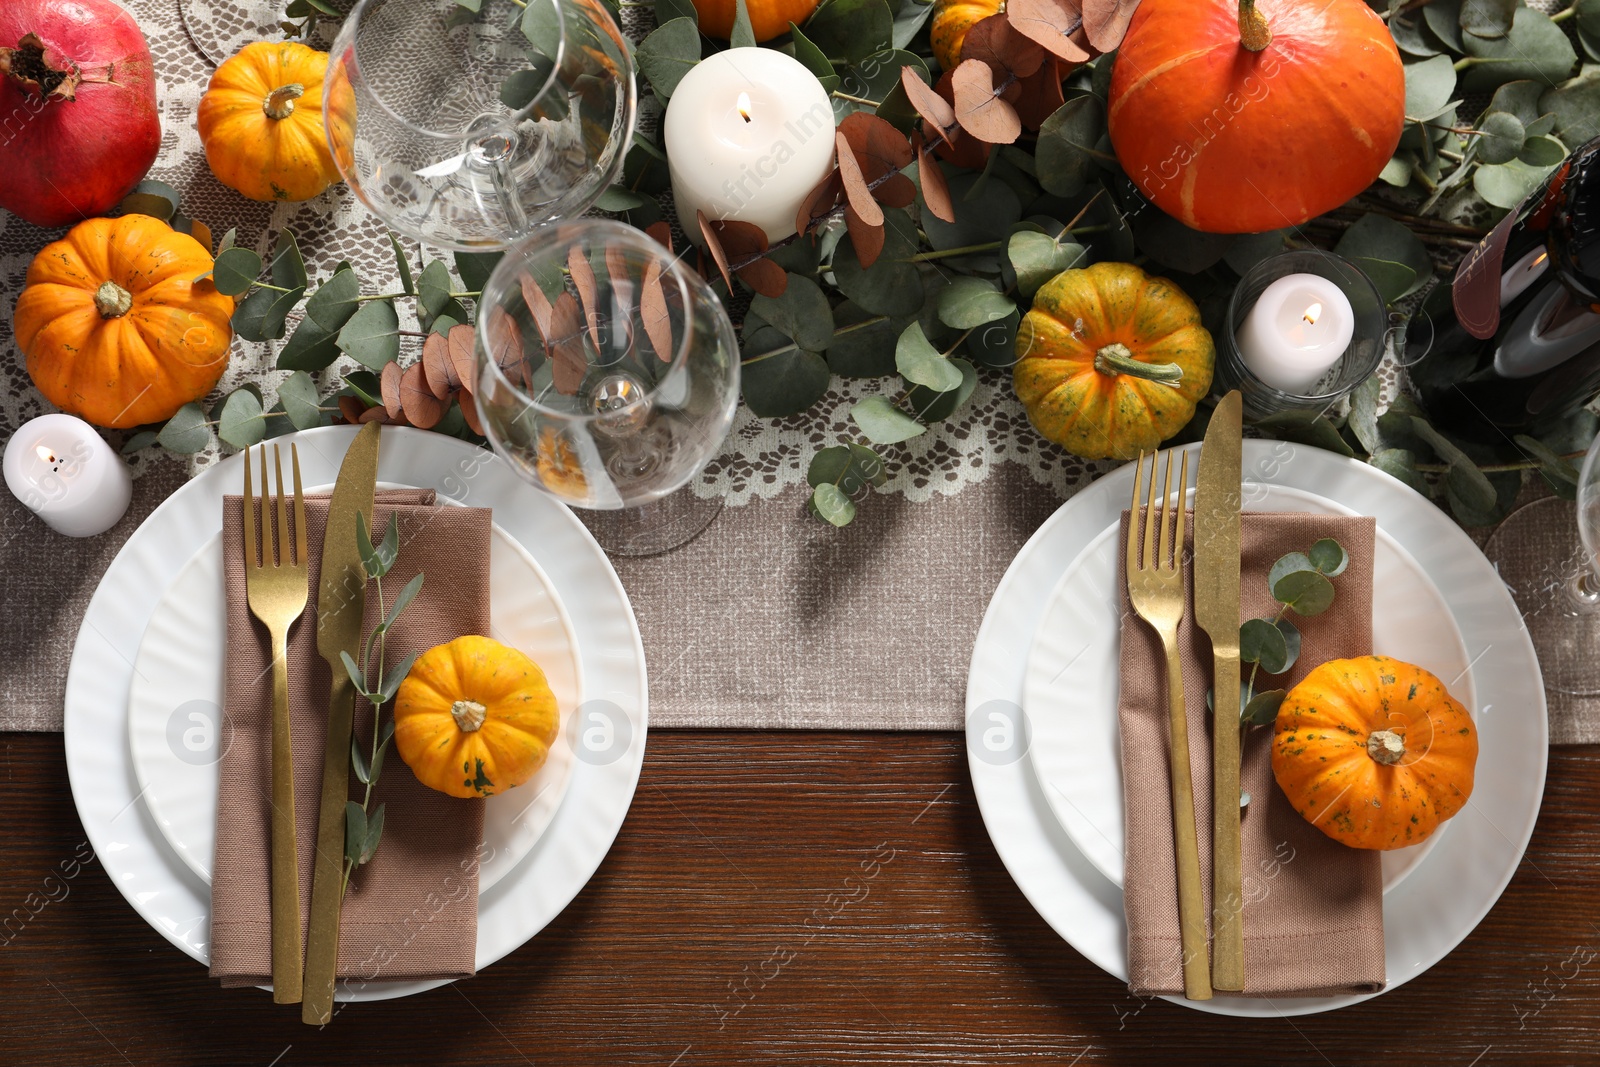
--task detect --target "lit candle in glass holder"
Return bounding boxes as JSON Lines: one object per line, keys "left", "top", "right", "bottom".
{"left": 1235, "top": 273, "right": 1357, "bottom": 394}
{"left": 3, "top": 414, "right": 133, "bottom": 537}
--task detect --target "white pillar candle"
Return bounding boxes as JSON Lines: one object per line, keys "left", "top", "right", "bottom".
{"left": 1235, "top": 273, "right": 1356, "bottom": 394}
{"left": 664, "top": 49, "right": 836, "bottom": 244}
{"left": 3, "top": 414, "right": 133, "bottom": 537}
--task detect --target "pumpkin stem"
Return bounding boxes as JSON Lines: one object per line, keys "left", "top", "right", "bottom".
{"left": 0, "top": 34, "right": 82, "bottom": 101}
{"left": 1238, "top": 0, "right": 1272, "bottom": 52}
{"left": 264, "top": 83, "right": 306, "bottom": 121}
{"left": 1366, "top": 729, "right": 1406, "bottom": 766}
{"left": 450, "top": 699, "right": 488, "bottom": 733}
{"left": 1093, "top": 343, "right": 1186, "bottom": 387}
{"left": 94, "top": 281, "right": 132, "bottom": 319}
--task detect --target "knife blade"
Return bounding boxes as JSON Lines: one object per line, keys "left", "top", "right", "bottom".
{"left": 1194, "top": 390, "right": 1245, "bottom": 992}
{"left": 302, "top": 422, "right": 381, "bottom": 1025}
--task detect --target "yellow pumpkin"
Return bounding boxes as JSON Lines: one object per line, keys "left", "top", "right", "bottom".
{"left": 15, "top": 215, "right": 234, "bottom": 429}
{"left": 394, "top": 635, "right": 560, "bottom": 799}
{"left": 197, "top": 41, "right": 352, "bottom": 203}
{"left": 1272, "top": 656, "right": 1478, "bottom": 851}
{"left": 1013, "top": 262, "right": 1214, "bottom": 460}
{"left": 931, "top": 0, "right": 1003, "bottom": 71}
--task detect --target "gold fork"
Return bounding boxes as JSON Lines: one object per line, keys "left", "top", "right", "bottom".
{"left": 243, "top": 443, "right": 309, "bottom": 1005}
{"left": 1127, "top": 449, "right": 1212, "bottom": 1002}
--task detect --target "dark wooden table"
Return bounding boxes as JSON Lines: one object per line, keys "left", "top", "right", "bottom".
{"left": 1, "top": 730, "right": 1594, "bottom": 1065}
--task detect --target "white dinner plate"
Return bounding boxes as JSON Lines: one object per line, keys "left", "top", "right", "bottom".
{"left": 1024, "top": 483, "right": 1471, "bottom": 893}
{"left": 966, "top": 440, "right": 1547, "bottom": 1017}
{"left": 126, "top": 519, "right": 584, "bottom": 890}
{"left": 65, "top": 426, "right": 648, "bottom": 1002}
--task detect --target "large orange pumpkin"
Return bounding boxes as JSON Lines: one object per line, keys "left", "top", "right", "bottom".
{"left": 1107, "top": 0, "right": 1404, "bottom": 234}
{"left": 693, "top": 0, "right": 820, "bottom": 41}
{"left": 1272, "top": 656, "right": 1478, "bottom": 851}
{"left": 198, "top": 41, "right": 351, "bottom": 203}
{"left": 15, "top": 215, "right": 234, "bottom": 429}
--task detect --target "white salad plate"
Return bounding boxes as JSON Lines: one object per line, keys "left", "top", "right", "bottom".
{"left": 126, "top": 518, "right": 584, "bottom": 890}
{"left": 1023, "top": 482, "right": 1472, "bottom": 893}
{"left": 966, "top": 440, "right": 1547, "bottom": 1017}
{"left": 65, "top": 426, "right": 649, "bottom": 1002}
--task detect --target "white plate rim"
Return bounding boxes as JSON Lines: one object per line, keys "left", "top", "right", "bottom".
{"left": 64, "top": 425, "right": 649, "bottom": 1002}
{"left": 966, "top": 440, "right": 1548, "bottom": 1017}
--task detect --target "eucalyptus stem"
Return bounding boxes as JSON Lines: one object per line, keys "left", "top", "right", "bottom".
{"left": 1552, "top": 5, "right": 1575, "bottom": 22}
{"left": 832, "top": 90, "right": 881, "bottom": 107}
{"left": 341, "top": 570, "right": 387, "bottom": 897}
{"left": 740, "top": 314, "right": 886, "bottom": 366}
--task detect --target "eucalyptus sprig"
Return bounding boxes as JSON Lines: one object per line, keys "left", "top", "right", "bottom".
{"left": 337, "top": 513, "right": 425, "bottom": 893}
{"left": 1234, "top": 538, "right": 1350, "bottom": 735}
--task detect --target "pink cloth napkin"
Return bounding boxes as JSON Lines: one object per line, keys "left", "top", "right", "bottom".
{"left": 1118, "top": 511, "right": 1386, "bottom": 997}
{"left": 211, "top": 490, "right": 490, "bottom": 988}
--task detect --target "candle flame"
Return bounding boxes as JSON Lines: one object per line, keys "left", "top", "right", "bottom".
{"left": 1302, "top": 303, "right": 1322, "bottom": 326}
{"left": 737, "top": 92, "right": 751, "bottom": 123}
{"left": 35, "top": 445, "right": 55, "bottom": 464}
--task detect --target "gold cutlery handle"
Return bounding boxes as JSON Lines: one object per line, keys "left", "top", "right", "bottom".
{"left": 269, "top": 626, "right": 303, "bottom": 1005}
{"left": 1160, "top": 629, "right": 1213, "bottom": 1002}
{"left": 1211, "top": 652, "right": 1245, "bottom": 991}
{"left": 302, "top": 674, "right": 357, "bottom": 1025}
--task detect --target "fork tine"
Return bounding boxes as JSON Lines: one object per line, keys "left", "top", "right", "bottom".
{"left": 243, "top": 445, "right": 257, "bottom": 569}
{"left": 1175, "top": 451, "right": 1190, "bottom": 573}
{"left": 1159, "top": 450, "right": 1175, "bottom": 571}
{"left": 1128, "top": 450, "right": 1145, "bottom": 579}
{"left": 273, "top": 445, "right": 290, "bottom": 569}
{"left": 1142, "top": 449, "right": 1159, "bottom": 571}
{"left": 259, "top": 446, "right": 271, "bottom": 566}
{"left": 291, "top": 444, "right": 308, "bottom": 568}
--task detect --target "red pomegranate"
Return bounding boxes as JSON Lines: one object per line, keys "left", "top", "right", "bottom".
{"left": 0, "top": 0, "right": 161, "bottom": 228}
{"left": 1107, "top": 0, "right": 1404, "bottom": 234}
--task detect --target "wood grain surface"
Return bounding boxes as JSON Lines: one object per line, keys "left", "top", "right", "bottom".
{"left": 1, "top": 731, "right": 1595, "bottom": 1065}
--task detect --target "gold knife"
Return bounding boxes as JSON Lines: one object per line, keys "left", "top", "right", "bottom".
{"left": 302, "top": 422, "right": 381, "bottom": 1025}
{"left": 1194, "top": 390, "right": 1245, "bottom": 991}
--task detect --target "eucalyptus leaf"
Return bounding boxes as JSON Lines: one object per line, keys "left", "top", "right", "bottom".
{"left": 1273, "top": 569, "right": 1336, "bottom": 616}
{"left": 1519, "top": 134, "right": 1568, "bottom": 167}
{"left": 385, "top": 572, "right": 426, "bottom": 630}
{"left": 851, "top": 395, "right": 927, "bottom": 444}
{"left": 807, "top": 442, "right": 889, "bottom": 492}
{"left": 1224, "top": 230, "right": 1290, "bottom": 275}
{"left": 338, "top": 299, "right": 402, "bottom": 369}
{"left": 1404, "top": 55, "right": 1458, "bottom": 119}
{"left": 1540, "top": 65, "right": 1600, "bottom": 144}
{"left": 211, "top": 247, "right": 263, "bottom": 296}
{"left": 1460, "top": 0, "right": 1515, "bottom": 40}
{"left": 120, "top": 430, "right": 158, "bottom": 455}
{"left": 1240, "top": 617, "right": 1289, "bottom": 673}
{"left": 358, "top": 803, "right": 385, "bottom": 865}
{"left": 417, "top": 260, "right": 455, "bottom": 326}
{"left": 1379, "top": 154, "right": 1414, "bottom": 187}
{"left": 1253, "top": 410, "right": 1356, "bottom": 458}
{"left": 369, "top": 720, "right": 395, "bottom": 786}
{"left": 1514, "top": 432, "right": 1582, "bottom": 498}
{"left": 1132, "top": 208, "right": 1236, "bottom": 273}
{"left": 729, "top": 0, "right": 756, "bottom": 47}
{"left": 1241, "top": 689, "right": 1287, "bottom": 727}
{"left": 906, "top": 357, "right": 977, "bottom": 421}
{"left": 742, "top": 328, "right": 831, "bottom": 417}
{"left": 344, "top": 801, "right": 367, "bottom": 868}
{"left": 803, "top": 0, "right": 894, "bottom": 64}
{"left": 233, "top": 285, "right": 305, "bottom": 343}
{"left": 1334, "top": 213, "right": 1434, "bottom": 302}
{"left": 1424, "top": 0, "right": 1465, "bottom": 53}
{"left": 157, "top": 402, "right": 210, "bottom": 453}
{"left": 1008, "top": 230, "right": 1087, "bottom": 300}
{"left": 118, "top": 179, "right": 181, "bottom": 222}
{"left": 1370, "top": 447, "right": 1431, "bottom": 495}
{"left": 1267, "top": 551, "right": 1316, "bottom": 592}
{"left": 1411, "top": 416, "right": 1498, "bottom": 514}
{"left": 635, "top": 18, "right": 700, "bottom": 102}
{"left": 1035, "top": 96, "right": 1106, "bottom": 198}
{"left": 1458, "top": 9, "right": 1577, "bottom": 94}
{"left": 305, "top": 268, "right": 362, "bottom": 331}
{"left": 656, "top": 0, "right": 698, "bottom": 24}
{"left": 923, "top": 170, "right": 1021, "bottom": 252}
{"left": 1447, "top": 465, "right": 1520, "bottom": 525}
{"left": 892, "top": 0, "right": 936, "bottom": 49}
{"left": 896, "top": 321, "right": 965, "bottom": 392}
{"left": 217, "top": 388, "right": 266, "bottom": 449}
{"left": 269, "top": 230, "right": 309, "bottom": 291}
{"left": 826, "top": 304, "right": 902, "bottom": 377}
{"left": 811, "top": 483, "right": 857, "bottom": 526}
{"left": 963, "top": 309, "right": 1020, "bottom": 368}
{"left": 936, "top": 277, "right": 1014, "bottom": 329}
{"left": 379, "top": 650, "right": 422, "bottom": 704}
{"left": 1348, "top": 374, "right": 1381, "bottom": 454}
{"left": 351, "top": 734, "right": 372, "bottom": 785}
{"left": 790, "top": 21, "right": 835, "bottom": 84}
{"left": 389, "top": 233, "right": 416, "bottom": 296}
{"left": 453, "top": 250, "right": 504, "bottom": 294}
{"left": 1474, "top": 158, "right": 1560, "bottom": 208}
{"left": 1392, "top": 14, "right": 1439, "bottom": 57}
{"left": 276, "top": 314, "right": 342, "bottom": 372}
{"left": 341, "top": 648, "right": 368, "bottom": 695}
{"left": 278, "top": 370, "right": 325, "bottom": 430}
{"left": 1309, "top": 538, "right": 1349, "bottom": 577}
{"left": 1476, "top": 109, "right": 1526, "bottom": 163}
{"left": 751, "top": 274, "right": 835, "bottom": 352}
{"left": 1487, "top": 79, "right": 1550, "bottom": 125}
{"left": 833, "top": 209, "right": 923, "bottom": 317}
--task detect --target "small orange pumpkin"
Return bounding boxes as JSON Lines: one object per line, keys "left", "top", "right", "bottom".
{"left": 393, "top": 635, "right": 561, "bottom": 799}
{"left": 931, "top": 0, "right": 1003, "bottom": 71}
{"left": 1013, "top": 262, "right": 1214, "bottom": 460}
{"left": 693, "top": 0, "right": 821, "bottom": 41}
{"left": 15, "top": 215, "right": 234, "bottom": 429}
{"left": 1272, "top": 656, "right": 1478, "bottom": 851}
{"left": 197, "top": 41, "right": 352, "bottom": 203}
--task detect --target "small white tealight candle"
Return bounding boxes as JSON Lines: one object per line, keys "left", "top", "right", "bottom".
{"left": 1235, "top": 274, "right": 1356, "bottom": 395}
{"left": 664, "top": 48, "right": 837, "bottom": 244}
{"left": 3, "top": 414, "right": 133, "bottom": 537}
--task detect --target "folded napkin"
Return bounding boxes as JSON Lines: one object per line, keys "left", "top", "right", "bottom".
{"left": 212, "top": 489, "right": 491, "bottom": 988}
{"left": 1119, "top": 511, "right": 1385, "bottom": 997}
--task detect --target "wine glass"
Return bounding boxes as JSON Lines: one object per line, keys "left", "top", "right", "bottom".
{"left": 325, "top": 0, "right": 636, "bottom": 250}
{"left": 1485, "top": 431, "right": 1600, "bottom": 694}
{"left": 474, "top": 219, "right": 741, "bottom": 555}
